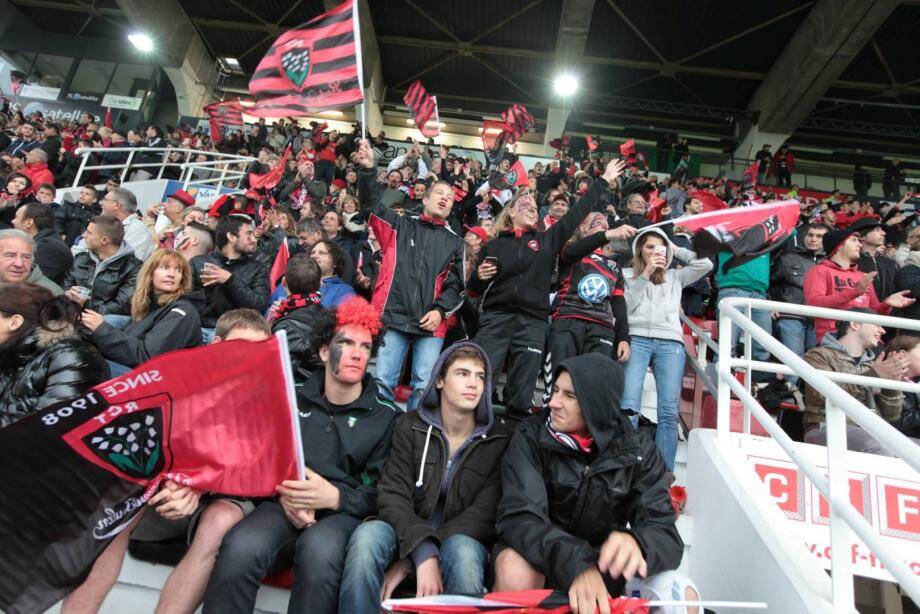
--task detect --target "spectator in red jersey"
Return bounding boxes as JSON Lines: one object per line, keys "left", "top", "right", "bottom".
{"left": 804, "top": 229, "right": 913, "bottom": 343}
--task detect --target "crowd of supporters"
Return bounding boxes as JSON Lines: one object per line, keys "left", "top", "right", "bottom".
{"left": 0, "top": 108, "right": 918, "bottom": 613}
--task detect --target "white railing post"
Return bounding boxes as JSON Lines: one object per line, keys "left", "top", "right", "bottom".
{"left": 743, "top": 303, "right": 753, "bottom": 434}
{"left": 72, "top": 150, "right": 90, "bottom": 188}
{"left": 825, "top": 400, "right": 855, "bottom": 610}
{"left": 717, "top": 302, "right": 732, "bottom": 440}
{"left": 120, "top": 149, "right": 134, "bottom": 183}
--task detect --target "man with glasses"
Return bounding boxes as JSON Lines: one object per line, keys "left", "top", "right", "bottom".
{"left": 190, "top": 214, "right": 270, "bottom": 332}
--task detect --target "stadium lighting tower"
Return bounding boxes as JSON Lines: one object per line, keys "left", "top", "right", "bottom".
{"left": 553, "top": 73, "right": 578, "bottom": 96}
{"left": 128, "top": 33, "right": 154, "bottom": 52}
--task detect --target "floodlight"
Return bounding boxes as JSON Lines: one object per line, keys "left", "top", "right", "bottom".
{"left": 128, "top": 33, "right": 154, "bottom": 53}
{"left": 553, "top": 73, "right": 578, "bottom": 96}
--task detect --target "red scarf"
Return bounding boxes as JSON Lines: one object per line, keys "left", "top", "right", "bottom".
{"left": 268, "top": 293, "right": 322, "bottom": 324}
{"left": 419, "top": 214, "right": 446, "bottom": 226}
{"left": 546, "top": 416, "right": 594, "bottom": 453}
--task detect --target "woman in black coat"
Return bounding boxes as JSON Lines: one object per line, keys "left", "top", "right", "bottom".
{"left": 0, "top": 282, "right": 107, "bottom": 427}
{"left": 81, "top": 249, "right": 202, "bottom": 373}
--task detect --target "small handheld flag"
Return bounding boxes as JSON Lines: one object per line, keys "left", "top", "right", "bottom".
{"left": 404, "top": 81, "right": 440, "bottom": 138}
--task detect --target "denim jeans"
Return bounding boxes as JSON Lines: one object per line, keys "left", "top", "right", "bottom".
{"left": 776, "top": 318, "right": 815, "bottom": 385}
{"left": 103, "top": 314, "right": 131, "bottom": 328}
{"left": 621, "top": 336, "right": 686, "bottom": 470}
{"left": 339, "top": 520, "right": 487, "bottom": 613}
{"left": 717, "top": 288, "right": 771, "bottom": 361}
{"left": 202, "top": 501, "right": 360, "bottom": 614}
{"left": 375, "top": 329, "right": 444, "bottom": 411}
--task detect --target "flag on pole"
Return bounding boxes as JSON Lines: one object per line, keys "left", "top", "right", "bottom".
{"left": 668, "top": 200, "right": 800, "bottom": 271}
{"left": 404, "top": 81, "right": 440, "bottom": 138}
{"left": 0, "top": 336, "right": 303, "bottom": 614}
{"left": 620, "top": 139, "right": 635, "bottom": 157}
{"left": 270, "top": 238, "right": 291, "bottom": 292}
{"left": 248, "top": 0, "right": 363, "bottom": 117}
{"left": 687, "top": 190, "right": 728, "bottom": 213}
{"left": 249, "top": 146, "right": 291, "bottom": 191}
{"left": 585, "top": 134, "right": 598, "bottom": 151}
{"left": 104, "top": 107, "right": 112, "bottom": 129}
{"left": 488, "top": 159, "right": 530, "bottom": 191}
{"left": 646, "top": 191, "right": 667, "bottom": 223}
{"left": 500, "top": 103, "right": 535, "bottom": 144}
{"left": 742, "top": 160, "right": 759, "bottom": 186}
{"left": 203, "top": 99, "right": 244, "bottom": 143}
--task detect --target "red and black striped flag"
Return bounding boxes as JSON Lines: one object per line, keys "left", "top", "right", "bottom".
{"left": 248, "top": 0, "right": 363, "bottom": 117}
{"left": 500, "top": 103, "right": 535, "bottom": 144}
{"left": 203, "top": 99, "right": 244, "bottom": 143}
{"left": 404, "top": 80, "right": 439, "bottom": 138}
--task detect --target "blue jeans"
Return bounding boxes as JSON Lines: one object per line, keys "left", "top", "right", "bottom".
{"left": 621, "top": 336, "right": 686, "bottom": 471}
{"left": 202, "top": 502, "right": 360, "bottom": 614}
{"left": 339, "top": 520, "right": 487, "bottom": 613}
{"left": 776, "top": 318, "right": 815, "bottom": 385}
{"left": 103, "top": 314, "right": 131, "bottom": 328}
{"left": 717, "top": 288, "right": 771, "bottom": 361}
{"left": 375, "top": 329, "right": 444, "bottom": 411}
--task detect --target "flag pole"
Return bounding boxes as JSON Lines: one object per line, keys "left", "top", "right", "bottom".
{"left": 274, "top": 330, "right": 305, "bottom": 480}
{"left": 352, "top": 0, "right": 367, "bottom": 140}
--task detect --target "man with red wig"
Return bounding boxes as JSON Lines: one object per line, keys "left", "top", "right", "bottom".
{"left": 203, "top": 297, "right": 401, "bottom": 614}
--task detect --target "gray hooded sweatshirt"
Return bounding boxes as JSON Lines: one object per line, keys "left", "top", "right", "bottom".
{"left": 621, "top": 227, "right": 713, "bottom": 342}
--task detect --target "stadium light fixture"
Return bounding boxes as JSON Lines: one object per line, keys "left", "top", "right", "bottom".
{"left": 128, "top": 33, "right": 154, "bottom": 53}
{"left": 553, "top": 73, "right": 578, "bottom": 97}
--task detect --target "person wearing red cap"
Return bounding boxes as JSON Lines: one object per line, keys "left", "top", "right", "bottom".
{"left": 144, "top": 190, "right": 196, "bottom": 250}
{"left": 804, "top": 229, "right": 914, "bottom": 343}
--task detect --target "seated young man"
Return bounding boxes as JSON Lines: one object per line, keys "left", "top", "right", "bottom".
{"left": 60, "top": 309, "right": 272, "bottom": 614}
{"left": 339, "top": 342, "right": 511, "bottom": 611}
{"left": 270, "top": 253, "right": 327, "bottom": 379}
{"left": 202, "top": 297, "right": 400, "bottom": 614}
{"left": 803, "top": 308, "right": 918, "bottom": 455}
{"left": 493, "top": 353, "right": 698, "bottom": 614}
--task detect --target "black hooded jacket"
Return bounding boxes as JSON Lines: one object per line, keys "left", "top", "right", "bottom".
{"left": 496, "top": 354, "right": 682, "bottom": 594}
{"left": 377, "top": 342, "right": 512, "bottom": 564}
{"left": 294, "top": 371, "right": 400, "bottom": 519}
{"left": 271, "top": 302, "right": 327, "bottom": 378}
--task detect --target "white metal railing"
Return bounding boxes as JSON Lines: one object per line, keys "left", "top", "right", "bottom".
{"left": 711, "top": 297, "right": 920, "bottom": 611}
{"left": 71, "top": 147, "right": 256, "bottom": 192}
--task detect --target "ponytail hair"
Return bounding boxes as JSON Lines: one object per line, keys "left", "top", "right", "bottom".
{"left": 0, "top": 282, "right": 79, "bottom": 350}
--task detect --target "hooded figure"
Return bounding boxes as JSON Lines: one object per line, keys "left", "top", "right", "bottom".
{"left": 340, "top": 342, "right": 512, "bottom": 610}
{"left": 495, "top": 353, "right": 682, "bottom": 597}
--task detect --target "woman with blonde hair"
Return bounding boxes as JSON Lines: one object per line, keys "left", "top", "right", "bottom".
{"left": 469, "top": 158, "right": 634, "bottom": 419}
{"left": 81, "top": 249, "right": 202, "bottom": 373}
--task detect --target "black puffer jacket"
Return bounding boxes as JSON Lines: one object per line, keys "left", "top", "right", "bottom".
{"left": 770, "top": 245, "right": 824, "bottom": 318}
{"left": 190, "top": 250, "right": 270, "bottom": 328}
{"left": 55, "top": 200, "right": 101, "bottom": 247}
{"left": 496, "top": 354, "right": 682, "bottom": 595}
{"left": 0, "top": 324, "right": 108, "bottom": 427}
{"left": 63, "top": 242, "right": 142, "bottom": 315}
{"left": 271, "top": 302, "right": 327, "bottom": 378}
{"left": 92, "top": 296, "right": 203, "bottom": 367}
{"left": 357, "top": 168, "right": 464, "bottom": 337}
{"left": 378, "top": 343, "right": 511, "bottom": 562}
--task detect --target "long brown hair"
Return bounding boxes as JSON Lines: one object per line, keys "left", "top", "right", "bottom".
{"left": 0, "top": 282, "right": 78, "bottom": 350}
{"left": 131, "top": 249, "right": 191, "bottom": 321}
{"left": 493, "top": 188, "right": 532, "bottom": 234}
{"left": 631, "top": 232, "right": 667, "bottom": 285}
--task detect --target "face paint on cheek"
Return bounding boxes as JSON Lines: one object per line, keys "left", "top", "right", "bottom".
{"left": 329, "top": 339, "right": 345, "bottom": 376}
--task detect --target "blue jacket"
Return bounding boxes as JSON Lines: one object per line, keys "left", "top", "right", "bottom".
{"left": 320, "top": 276, "right": 355, "bottom": 308}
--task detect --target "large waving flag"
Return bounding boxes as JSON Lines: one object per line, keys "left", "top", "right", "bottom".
{"left": 404, "top": 81, "right": 440, "bottom": 138}
{"left": 687, "top": 189, "right": 728, "bottom": 213}
{"left": 204, "top": 99, "right": 244, "bottom": 143}
{"left": 500, "top": 103, "right": 535, "bottom": 144}
{"left": 249, "top": 146, "right": 291, "bottom": 191}
{"left": 248, "top": 0, "right": 363, "bottom": 117}
{"left": 669, "top": 200, "right": 801, "bottom": 272}
{"left": 0, "top": 336, "right": 303, "bottom": 614}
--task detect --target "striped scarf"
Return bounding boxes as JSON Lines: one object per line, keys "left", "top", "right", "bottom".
{"left": 545, "top": 415, "right": 594, "bottom": 454}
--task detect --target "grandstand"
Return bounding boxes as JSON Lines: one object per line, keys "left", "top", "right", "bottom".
{"left": 0, "top": 1, "right": 919, "bottom": 614}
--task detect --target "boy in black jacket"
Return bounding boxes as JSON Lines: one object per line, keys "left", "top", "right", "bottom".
{"left": 493, "top": 354, "right": 697, "bottom": 614}
{"left": 203, "top": 297, "right": 400, "bottom": 614}
{"left": 339, "top": 342, "right": 511, "bottom": 612}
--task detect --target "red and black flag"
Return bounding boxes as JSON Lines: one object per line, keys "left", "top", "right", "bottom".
{"left": 249, "top": 146, "right": 291, "bottom": 191}
{"left": 488, "top": 159, "right": 530, "bottom": 192}
{"left": 500, "top": 103, "right": 535, "bottom": 144}
{"left": 687, "top": 189, "right": 728, "bottom": 214}
{"left": 669, "top": 200, "right": 800, "bottom": 272}
{"left": 404, "top": 80, "right": 440, "bottom": 138}
{"left": 248, "top": 0, "right": 363, "bottom": 117}
{"left": 0, "top": 337, "right": 303, "bottom": 614}
{"left": 585, "top": 134, "right": 598, "bottom": 151}
{"left": 204, "top": 99, "right": 244, "bottom": 143}
{"left": 619, "top": 139, "right": 636, "bottom": 157}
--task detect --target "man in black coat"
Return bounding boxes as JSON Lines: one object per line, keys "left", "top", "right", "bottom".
{"left": 203, "top": 298, "right": 399, "bottom": 614}
{"left": 55, "top": 184, "right": 101, "bottom": 246}
{"left": 63, "top": 215, "right": 141, "bottom": 315}
{"left": 271, "top": 253, "right": 327, "bottom": 379}
{"left": 493, "top": 354, "right": 689, "bottom": 614}
{"left": 190, "top": 214, "right": 270, "bottom": 329}
{"left": 12, "top": 202, "right": 72, "bottom": 286}
{"left": 339, "top": 342, "right": 511, "bottom": 610}
{"left": 850, "top": 217, "right": 899, "bottom": 300}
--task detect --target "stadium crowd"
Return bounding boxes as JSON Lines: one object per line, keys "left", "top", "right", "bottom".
{"left": 1, "top": 108, "right": 919, "bottom": 613}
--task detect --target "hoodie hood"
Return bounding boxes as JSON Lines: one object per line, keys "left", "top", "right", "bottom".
{"left": 92, "top": 240, "right": 135, "bottom": 269}
{"left": 906, "top": 250, "right": 920, "bottom": 268}
{"left": 418, "top": 341, "right": 493, "bottom": 433}
{"left": 630, "top": 227, "right": 674, "bottom": 268}
{"left": 820, "top": 332, "right": 875, "bottom": 367}
{"left": 553, "top": 353, "right": 631, "bottom": 453}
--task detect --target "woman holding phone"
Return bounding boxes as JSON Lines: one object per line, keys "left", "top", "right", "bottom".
{"left": 620, "top": 228, "right": 713, "bottom": 471}
{"left": 469, "top": 158, "right": 634, "bottom": 419}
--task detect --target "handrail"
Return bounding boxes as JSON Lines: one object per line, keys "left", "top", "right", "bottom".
{"left": 715, "top": 296, "right": 920, "bottom": 610}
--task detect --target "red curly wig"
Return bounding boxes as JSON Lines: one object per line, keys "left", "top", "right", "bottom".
{"left": 335, "top": 296, "right": 382, "bottom": 336}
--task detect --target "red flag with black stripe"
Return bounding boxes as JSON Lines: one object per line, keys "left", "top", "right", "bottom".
{"left": 204, "top": 99, "right": 244, "bottom": 143}
{"left": 687, "top": 190, "right": 728, "bottom": 213}
{"left": 500, "top": 103, "right": 535, "bottom": 144}
{"left": 248, "top": 0, "right": 363, "bottom": 117}
{"left": 585, "top": 134, "right": 598, "bottom": 151}
{"left": 404, "top": 81, "right": 440, "bottom": 138}
{"left": 249, "top": 146, "right": 291, "bottom": 191}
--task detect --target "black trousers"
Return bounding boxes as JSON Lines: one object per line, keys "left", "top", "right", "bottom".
{"left": 775, "top": 169, "right": 791, "bottom": 187}
{"left": 548, "top": 317, "right": 616, "bottom": 367}
{"left": 315, "top": 159, "right": 335, "bottom": 186}
{"left": 474, "top": 310, "right": 546, "bottom": 416}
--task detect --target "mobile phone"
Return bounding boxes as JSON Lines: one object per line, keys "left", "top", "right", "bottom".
{"left": 484, "top": 256, "right": 498, "bottom": 266}
{"left": 654, "top": 245, "right": 667, "bottom": 257}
